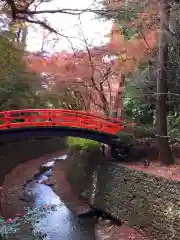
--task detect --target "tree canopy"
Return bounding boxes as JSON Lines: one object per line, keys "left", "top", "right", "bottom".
{"left": 1, "top": 0, "right": 180, "bottom": 164}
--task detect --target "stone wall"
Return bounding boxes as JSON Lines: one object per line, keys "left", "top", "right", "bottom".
{"left": 0, "top": 136, "right": 66, "bottom": 184}
{"left": 66, "top": 147, "right": 101, "bottom": 200}
{"left": 67, "top": 147, "right": 180, "bottom": 240}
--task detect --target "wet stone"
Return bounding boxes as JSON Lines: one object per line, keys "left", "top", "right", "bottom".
{"left": 40, "top": 161, "right": 56, "bottom": 171}
{"left": 98, "top": 219, "right": 112, "bottom": 225}
{"left": 42, "top": 177, "right": 56, "bottom": 186}
{"left": 23, "top": 179, "right": 32, "bottom": 187}
{"left": 19, "top": 195, "right": 30, "bottom": 202}
{"left": 44, "top": 169, "right": 52, "bottom": 177}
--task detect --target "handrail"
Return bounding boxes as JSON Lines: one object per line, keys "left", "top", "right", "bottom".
{"left": 0, "top": 109, "right": 123, "bottom": 134}
{"left": 0, "top": 109, "right": 123, "bottom": 123}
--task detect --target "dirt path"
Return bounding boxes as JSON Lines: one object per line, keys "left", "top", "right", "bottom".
{"left": 124, "top": 159, "right": 180, "bottom": 181}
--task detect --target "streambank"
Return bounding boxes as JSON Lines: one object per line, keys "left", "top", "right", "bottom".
{"left": 0, "top": 136, "right": 67, "bottom": 185}
{"left": 64, "top": 147, "right": 148, "bottom": 239}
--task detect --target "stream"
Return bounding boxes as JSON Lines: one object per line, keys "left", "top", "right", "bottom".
{"left": 19, "top": 154, "right": 96, "bottom": 239}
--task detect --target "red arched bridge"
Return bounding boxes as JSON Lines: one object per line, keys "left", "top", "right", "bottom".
{"left": 0, "top": 109, "right": 124, "bottom": 144}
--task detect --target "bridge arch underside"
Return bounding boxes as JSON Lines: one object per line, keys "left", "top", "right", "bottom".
{"left": 0, "top": 126, "right": 118, "bottom": 184}
{"left": 0, "top": 126, "right": 118, "bottom": 145}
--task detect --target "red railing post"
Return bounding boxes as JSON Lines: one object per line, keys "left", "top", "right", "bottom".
{"left": 4, "top": 112, "right": 10, "bottom": 126}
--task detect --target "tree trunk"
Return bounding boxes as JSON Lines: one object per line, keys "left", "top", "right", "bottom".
{"left": 112, "top": 74, "right": 125, "bottom": 118}
{"left": 156, "top": 0, "right": 174, "bottom": 165}
{"left": 21, "top": 24, "right": 28, "bottom": 49}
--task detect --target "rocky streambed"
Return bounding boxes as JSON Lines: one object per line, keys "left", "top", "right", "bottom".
{"left": 0, "top": 152, "right": 121, "bottom": 239}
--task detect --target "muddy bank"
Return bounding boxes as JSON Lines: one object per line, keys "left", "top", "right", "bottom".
{"left": 52, "top": 159, "right": 91, "bottom": 215}
{"left": 0, "top": 137, "right": 66, "bottom": 184}
{"left": 1, "top": 150, "right": 66, "bottom": 218}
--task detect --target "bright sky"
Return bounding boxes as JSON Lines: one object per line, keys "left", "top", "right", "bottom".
{"left": 26, "top": 0, "right": 112, "bottom": 54}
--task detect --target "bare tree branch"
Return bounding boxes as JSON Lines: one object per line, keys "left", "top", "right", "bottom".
{"left": 5, "top": 0, "right": 16, "bottom": 20}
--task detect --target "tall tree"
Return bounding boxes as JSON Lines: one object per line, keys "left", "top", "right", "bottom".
{"left": 156, "top": 0, "right": 174, "bottom": 165}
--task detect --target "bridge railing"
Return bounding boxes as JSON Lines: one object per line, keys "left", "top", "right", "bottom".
{"left": 0, "top": 109, "right": 123, "bottom": 134}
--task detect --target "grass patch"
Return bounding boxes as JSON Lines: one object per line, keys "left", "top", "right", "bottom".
{"left": 67, "top": 137, "right": 99, "bottom": 150}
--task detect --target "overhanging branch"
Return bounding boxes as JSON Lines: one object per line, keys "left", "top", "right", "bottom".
{"left": 4, "top": 0, "right": 129, "bottom": 20}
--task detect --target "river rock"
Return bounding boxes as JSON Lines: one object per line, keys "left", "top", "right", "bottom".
{"left": 52, "top": 183, "right": 58, "bottom": 191}
{"left": 44, "top": 169, "right": 52, "bottom": 177}
{"left": 77, "top": 209, "right": 94, "bottom": 218}
{"left": 22, "top": 179, "right": 33, "bottom": 187}
{"left": 98, "top": 218, "right": 112, "bottom": 226}
{"left": 78, "top": 209, "right": 106, "bottom": 219}
{"left": 33, "top": 171, "right": 41, "bottom": 178}
{"left": 42, "top": 177, "right": 56, "bottom": 186}
{"left": 40, "top": 160, "right": 56, "bottom": 171}
{"left": 19, "top": 194, "right": 31, "bottom": 202}
{"left": 80, "top": 191, "right": 88, "bottom": 199}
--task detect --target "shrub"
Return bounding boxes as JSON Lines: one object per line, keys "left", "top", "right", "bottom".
{"left": 67, "top": 137, "right": 99, "bottom": 150}
{"left": 113, "top": 131, "right": 151, "bottom": 162}
{"left": 0, "top": 204, "right": 59, "bottom": 239}
{"left": 116, "top": 131, "right": 135, "bottom": 145}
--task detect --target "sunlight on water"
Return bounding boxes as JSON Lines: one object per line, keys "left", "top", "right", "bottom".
{"left": 54, "top": 154, "right": 68, "bottom": 160}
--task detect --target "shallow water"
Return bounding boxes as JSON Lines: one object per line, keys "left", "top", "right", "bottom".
{"left": 22, "top": 154, "right": 95, "bottom": 240}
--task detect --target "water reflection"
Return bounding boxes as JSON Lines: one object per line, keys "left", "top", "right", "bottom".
{"left": 34, "top": 203, "right": 94, "bottom": 240}
{"left": 23, "top": 154, "right": 95, "bottom": 240}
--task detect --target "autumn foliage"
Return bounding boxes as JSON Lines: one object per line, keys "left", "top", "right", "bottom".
{"left": 26, "top": 0, "right": 158, "bottom": 116}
